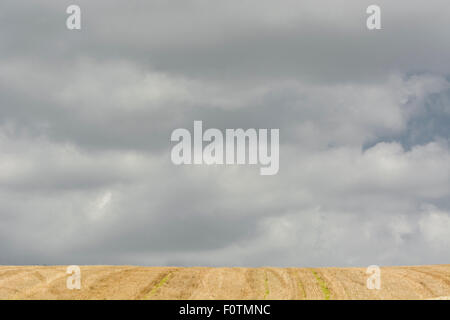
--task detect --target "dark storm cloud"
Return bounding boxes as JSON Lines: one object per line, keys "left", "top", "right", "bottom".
{"left": 2, "top": 0, "right": 450, "bottom": 81}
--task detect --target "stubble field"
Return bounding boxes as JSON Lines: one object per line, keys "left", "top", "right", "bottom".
{"left": 0, "top": 265, "right": 449, "bottom": 300}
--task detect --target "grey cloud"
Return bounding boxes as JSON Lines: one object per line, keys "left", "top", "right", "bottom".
{"left": 0, "top": 0, "right": 449, "bottom": 267}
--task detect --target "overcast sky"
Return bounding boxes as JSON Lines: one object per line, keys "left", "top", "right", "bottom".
{"left": 0, "top": 0, "right": 449, "bottom": 267}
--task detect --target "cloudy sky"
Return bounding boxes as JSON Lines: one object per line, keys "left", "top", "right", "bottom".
{"left": 0, "top": 0, "right": 449, "bottom": 267}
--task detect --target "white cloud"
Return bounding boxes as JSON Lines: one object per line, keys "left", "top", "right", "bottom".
{"left": 419, "top": 206, "right": 450, "bottom": 247}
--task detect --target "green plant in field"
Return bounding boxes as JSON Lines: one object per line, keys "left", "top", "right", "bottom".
{"left": 311, "top": 270, "right": 330, "bottom": 300}
{"left": 144, "top": 272, "right": 172, "bottom": 299}
{"left": 298, "top": 279, "right": 307, "bottom": 299}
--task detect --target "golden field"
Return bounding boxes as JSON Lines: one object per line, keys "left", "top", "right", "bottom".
{"left": 0, "top": 265, "right": 449, "bottom": 300}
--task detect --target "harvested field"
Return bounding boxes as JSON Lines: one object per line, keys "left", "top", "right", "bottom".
{"left": 0, "top": 265, "right": 449, "bottom": 300}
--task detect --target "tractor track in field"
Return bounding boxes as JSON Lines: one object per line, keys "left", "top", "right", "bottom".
{"left": 140, "top": 270, "right": 175, "bottom": 299}
{"left": 311, "top": 269, "right": 331, "bottom": 300}
{"left": 410, "top": 268, "right": 450, "bottom": 286}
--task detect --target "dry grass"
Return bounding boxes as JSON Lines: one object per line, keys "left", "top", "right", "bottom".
{"left": 0, "top": 265, "right": 449, "bottom": 300}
